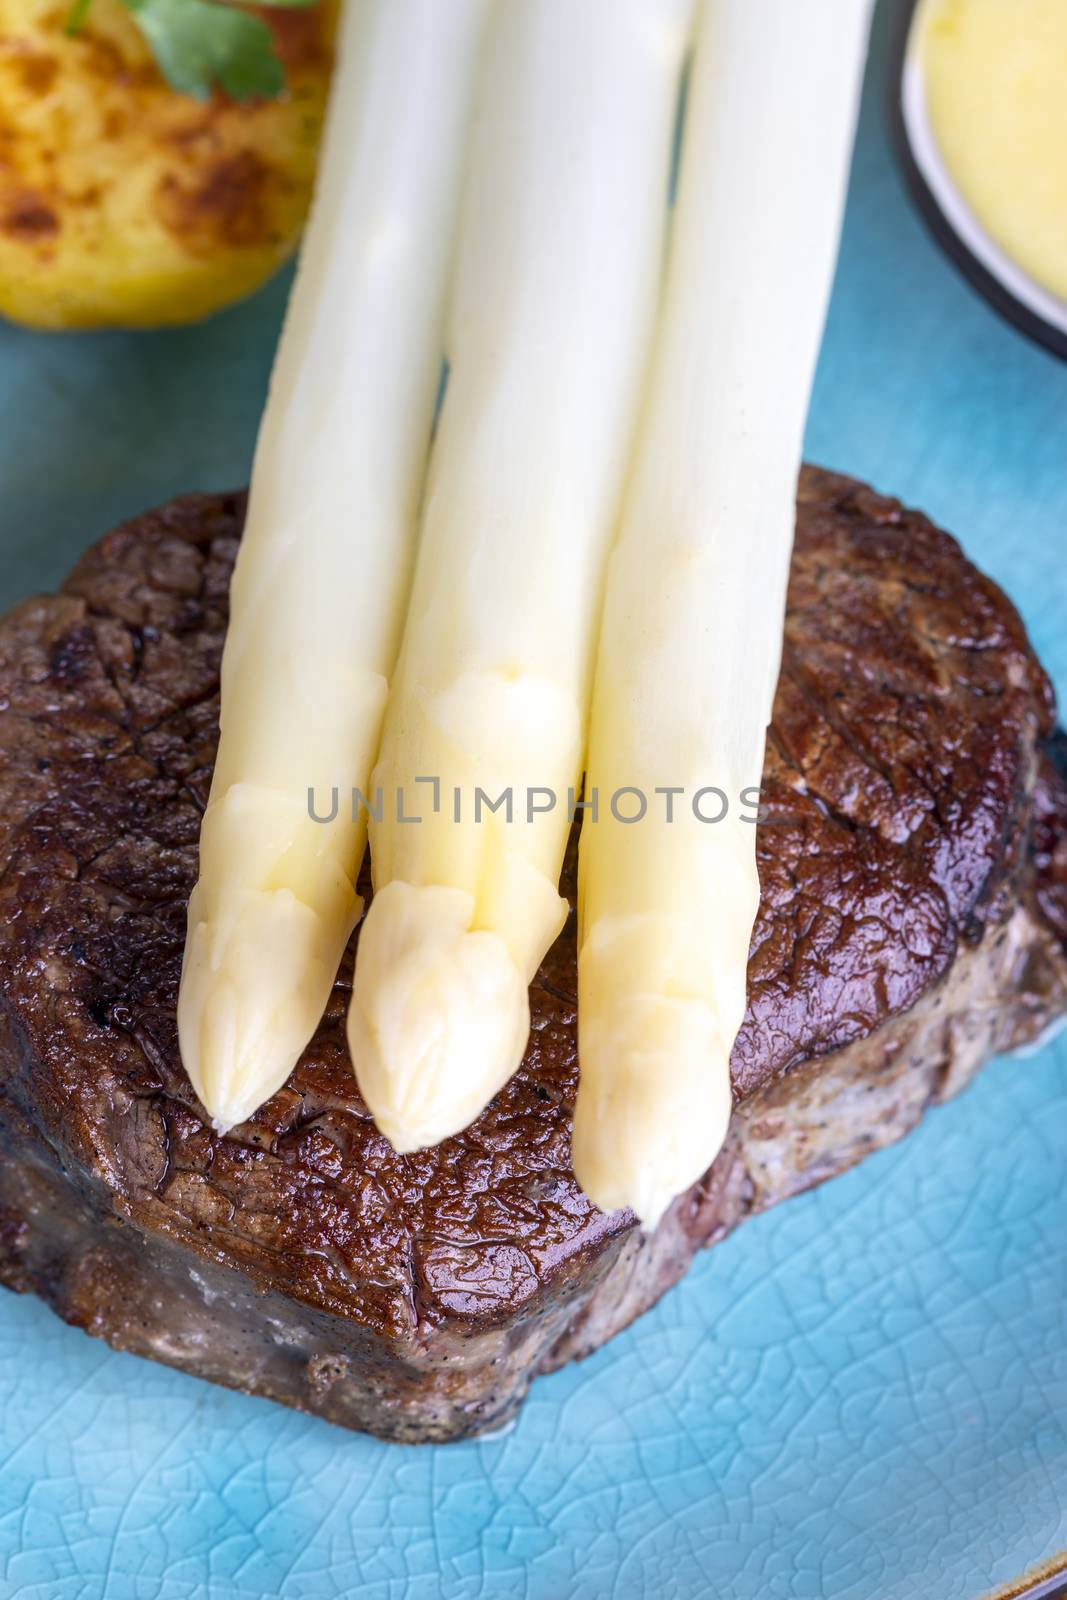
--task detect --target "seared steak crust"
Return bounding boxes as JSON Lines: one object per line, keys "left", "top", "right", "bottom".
{"left": 0, "top": 467, "right": 1063, "bottom": 1442}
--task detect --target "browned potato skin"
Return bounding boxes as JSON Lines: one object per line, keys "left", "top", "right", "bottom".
{"left": 0, "top": 1, "right": 335, "bottom": 330}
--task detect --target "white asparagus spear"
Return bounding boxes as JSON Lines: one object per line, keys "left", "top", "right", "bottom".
{"left": 348, "top": 0, "right": 694, "bottom": 1153}
{"left": 178, "top": 0, "right": 489, "bottom": 1132}
{"left": 573, "top": 0, "right": 873, "bottom": 1227}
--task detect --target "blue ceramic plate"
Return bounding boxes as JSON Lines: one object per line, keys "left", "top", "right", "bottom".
{"left": 2, "top": 6, "right": 1066, "bottom": 1597}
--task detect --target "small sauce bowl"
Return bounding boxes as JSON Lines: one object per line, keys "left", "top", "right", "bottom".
{"left": 890, "top": 0, "right": 1067, "bottom": 362}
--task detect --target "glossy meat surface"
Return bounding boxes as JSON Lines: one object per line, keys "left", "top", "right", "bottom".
{"left": 0, "top": 469, "right": 1062, "bottom": 1440}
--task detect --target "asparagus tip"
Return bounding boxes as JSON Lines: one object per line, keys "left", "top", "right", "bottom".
{"left": 572, "top": 986, "right": 734, "bottom": 1229}
{"left": 179, "top": 885, "right": 353, "bottom": 1132}
{"left": 349, "top": 881, "right": 530, "bottom": 1151}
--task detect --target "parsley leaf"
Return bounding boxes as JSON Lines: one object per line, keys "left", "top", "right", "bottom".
{"left": 125, "top": 0, "right": 283, "bottom": 100}
{"left": 66, "top": 0, "right": 320, "bottom": 101}
{"left": 64, "top": 0, "right": 94, "bottom": 32}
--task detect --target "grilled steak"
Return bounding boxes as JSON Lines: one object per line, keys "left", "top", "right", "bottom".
{"left": 0, "top": 467, "right": 1064, "bottom": 1444}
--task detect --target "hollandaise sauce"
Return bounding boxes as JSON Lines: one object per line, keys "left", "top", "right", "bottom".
{"left": 918, "top": 0, "right": 1067, "bottom": 305}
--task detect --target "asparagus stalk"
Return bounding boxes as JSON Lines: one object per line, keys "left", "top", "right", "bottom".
{"left": 348, "top": 0, "right": 693, "bottom": 1153}
{"left": 573, "top": 0, "right": 873, "bottom": 1227}
{"left": 178, "top": 0, "right": 489, "bottom": 1131}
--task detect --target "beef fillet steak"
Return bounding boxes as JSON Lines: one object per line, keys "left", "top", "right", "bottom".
{"left": 0, "top": 467, "right": 1064, "bottom": 1443}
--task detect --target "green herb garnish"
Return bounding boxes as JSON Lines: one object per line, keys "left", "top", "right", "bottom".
{"left": 66, "top": 0, "right": 319, "bottom": 102}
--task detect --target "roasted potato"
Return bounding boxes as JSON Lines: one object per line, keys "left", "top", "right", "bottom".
{"left": 0, "top": 1, "right": 334, "bottom": 330}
